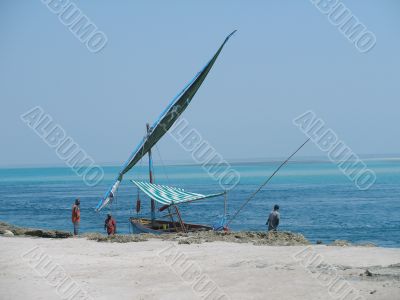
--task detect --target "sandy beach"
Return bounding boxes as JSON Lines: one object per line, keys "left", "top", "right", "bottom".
{"left": 2, "top": 1, "right": 399, "bottom": 300}
{"left": 1, "top": 235, "right": 399, "bottom": 300}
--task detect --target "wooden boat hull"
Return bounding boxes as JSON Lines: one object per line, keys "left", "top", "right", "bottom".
{"left": 130, "top": 217, "right": 212, "bottom": 234}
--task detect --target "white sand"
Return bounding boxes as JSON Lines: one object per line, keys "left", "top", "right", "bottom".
{"left": 0, "top": 236, "right": 399, "bottom": 300}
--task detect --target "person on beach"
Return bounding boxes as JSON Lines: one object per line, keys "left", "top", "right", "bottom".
{"left": 72, "top": 199, "right": 80, "bottom": 236}
{"left": 266, "top": 204, "right": 280, "bottom": 231}
{"left": 104, "top": 214, "right": 116, "bottom": 236}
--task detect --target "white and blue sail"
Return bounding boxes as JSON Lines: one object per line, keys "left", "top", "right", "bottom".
{"left": 95, "top": 31, "right": 236, "bottom": 211}
{"left": 132, "top": 181, "right": 225, "bottom": 206}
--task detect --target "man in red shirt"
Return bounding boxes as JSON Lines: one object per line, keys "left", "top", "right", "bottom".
{"left": 104, "top": 214, "right": 116, "bottom": 236}
{"left": 72, "top": 199, "right": 80, "bottom": 236}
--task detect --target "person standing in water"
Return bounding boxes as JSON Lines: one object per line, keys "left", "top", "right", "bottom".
{"left": 266, "top": 204, "right": 280, "bottom": 231}
{"left": 72, "top": 198, "right": 81, "bottom": 236}
{"left": 104, "top": 214, "right": 116, "bottom": 236}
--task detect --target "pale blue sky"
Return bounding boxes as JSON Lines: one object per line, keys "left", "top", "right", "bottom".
{"left": 1, "top": 0, "right": 399, "bottom": 167}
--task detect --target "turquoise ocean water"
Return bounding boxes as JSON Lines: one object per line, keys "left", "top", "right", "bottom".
{"left": 0, "top": 160, "right": 399, "bottom": 247}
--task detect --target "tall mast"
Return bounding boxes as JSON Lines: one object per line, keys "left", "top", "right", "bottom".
{"left": 146, "top": 123, "right": 156, "bottom": 222}
{"left": 95, "top": 31, "right": 236, "bottom": 212}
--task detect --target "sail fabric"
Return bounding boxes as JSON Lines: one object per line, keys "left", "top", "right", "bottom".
{"left": 132, "top": 181, "right": 224, "bottom": 206}
{"left": 95, "top": 31, "right": 236, "bottom": 212}
{"left": 119, "top": 30, "right": 237, "bottom": 177}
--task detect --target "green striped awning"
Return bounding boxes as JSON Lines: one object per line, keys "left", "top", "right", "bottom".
{"left": 131, "top": 180, "right": 224, "bottom": 206}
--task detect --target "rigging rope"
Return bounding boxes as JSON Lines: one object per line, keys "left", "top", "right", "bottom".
{"left": 226, "top": 138, "right": 310, "bottom": 226}
{"left": 155, "top": 143, "right": 171, "bottom": 185}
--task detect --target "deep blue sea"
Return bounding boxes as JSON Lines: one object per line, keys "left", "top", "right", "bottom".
{"left": 0, "top": 160, "right": 399, "bottom": 247}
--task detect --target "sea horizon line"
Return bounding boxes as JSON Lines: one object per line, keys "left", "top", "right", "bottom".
{"left": 1, "top": 154, "right": 399, "bottom": 170}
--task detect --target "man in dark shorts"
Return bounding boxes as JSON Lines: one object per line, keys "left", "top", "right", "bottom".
{"left": 266, "top": 204, "right": 280, "bottom": 231}
{"left": 104, "top": 214, "right": 116, "bottom": 235}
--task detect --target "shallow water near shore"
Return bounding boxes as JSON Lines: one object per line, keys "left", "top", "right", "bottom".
{"left": 0, "top": 159, "right": 399, "bottom": 247}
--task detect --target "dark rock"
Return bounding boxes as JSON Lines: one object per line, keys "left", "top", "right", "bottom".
{"left": 55, "top": 231, "right": 72, "bottom": 238}
{"left": 365, "top": 269, "right": 373, "bottom": 277}
{"left": 0, "top": 222, "right": 72, "bottom": 239}
{"left": 24, "top": 230, "right": 47, "bottom": 237}
{"left": 178, "top": 239, "right": 191, "bottom": 245}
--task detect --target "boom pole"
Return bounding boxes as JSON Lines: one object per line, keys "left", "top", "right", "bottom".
{"left": 226, "top": 138, "right": 310, "bottom": 227}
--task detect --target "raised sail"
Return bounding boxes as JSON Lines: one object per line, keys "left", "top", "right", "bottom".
{"left": 96, "top": 31, "right": 236, "bottom": 211}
